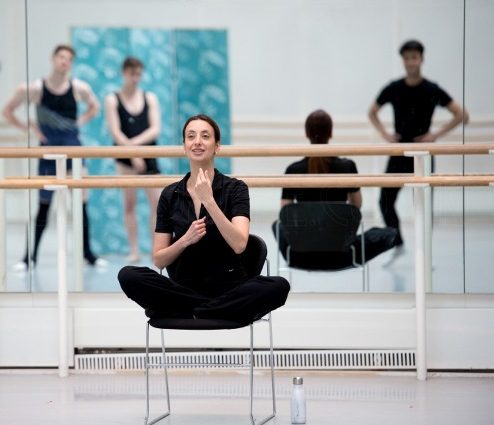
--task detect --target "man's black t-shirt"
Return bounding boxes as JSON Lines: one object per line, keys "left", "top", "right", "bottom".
{"left": 156, "top": 170, "right": 250, "bottom": 288}
{"left": 376, "top": 78, "right": 452, "bottom": 143}
{"left": 281, "top": 157, "right": 359, "bottom": 202}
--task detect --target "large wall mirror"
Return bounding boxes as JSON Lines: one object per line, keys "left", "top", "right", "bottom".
{"left": 0, "top": 0, "right": 492, "bottom": 294}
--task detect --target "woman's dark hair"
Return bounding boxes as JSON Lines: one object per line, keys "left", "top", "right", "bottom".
{"left": 305, "top": 109, "right": 333, "bottom": 174}
{"left": 305, "top": 109, "right": 333, "bottom": 143}
{"left": 399, "top": 39, "right": 424, "bottom": 56}
{"left": 122, "top": 56, "right": 144, "bottom": 71}
{"left": 182, "top": 114, "right": 221, "bottom": 143}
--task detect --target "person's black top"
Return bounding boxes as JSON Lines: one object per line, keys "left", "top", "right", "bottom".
{"left": 376, "top": 78, "right": 452, "bottom": 143}
{"left": 37, "top": 80, "right": 79, "bottom": 141}
{"left": 156, "top": 170, "right": 250, "bottom": 291}
{"left": 114, "top": 91, "right": 159, "bottom": 173}
{"left": 281, "top": 157, "right": 359, "bottom": 202}
{"left": 40, "top": 79, "right": 77, "bottom": 120}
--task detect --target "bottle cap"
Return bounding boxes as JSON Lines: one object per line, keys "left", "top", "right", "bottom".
{"left": 293, "top": 376, "right": 303, "bottom": 385}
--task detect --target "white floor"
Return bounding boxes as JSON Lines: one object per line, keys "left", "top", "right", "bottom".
{"left": 0, "top": 370, "right": 493, "bottom": 425}
{"left": 2, "top": 211, "right": 493, "bottom": 294}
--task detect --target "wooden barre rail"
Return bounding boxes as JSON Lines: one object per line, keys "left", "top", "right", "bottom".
{"left": 0, "top": 143, "right": 493, "bottom": 158}
{"left": 1, "top": 174, "right": 493, "bottom": 189}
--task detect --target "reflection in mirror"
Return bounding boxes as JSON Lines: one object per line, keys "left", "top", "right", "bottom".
{"left": 1, "top": 0, "right": 33, "bottom": 292}
{"left": 0, "top": 0, "right": 491, "bottom": 294}
{"left": 464, "top": 0, "right": 494, "bottom": 293}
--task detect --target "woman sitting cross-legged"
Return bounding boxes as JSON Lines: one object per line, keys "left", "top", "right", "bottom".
{"left": 118, "top": 114, "right": 290, "bottom": 323}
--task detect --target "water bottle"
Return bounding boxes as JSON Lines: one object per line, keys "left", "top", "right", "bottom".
{"left": 290, "top": 376, "right": 306, "bottom": 424}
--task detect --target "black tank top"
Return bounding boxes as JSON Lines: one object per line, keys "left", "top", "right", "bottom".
{"left": 114, "top": 91, "right": 160, "bottom": 174}
{"left": 115, "top": 92, "right": 156, "bottom": 145}
{"left": 37, "top": 80, "right": 79, "bottom": 141}
{"left": 40, "top": 80, "right": 77, "bottom": 120}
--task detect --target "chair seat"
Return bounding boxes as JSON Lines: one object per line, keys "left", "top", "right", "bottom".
{"left": 149, "top": 317, "right": 250, "bottom": 330}
{"left": 287, "top": 263, "right": 358, "bottom": 272}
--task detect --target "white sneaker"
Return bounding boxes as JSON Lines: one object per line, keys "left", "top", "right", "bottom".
{"left": 93, "top": 258, "right": 109, "bottom": 268}
{"left": 382, "top": 245, "right": 406, "bottom": 268}
{"left": 12, "top": 261, "right": 28, "bottom": 272}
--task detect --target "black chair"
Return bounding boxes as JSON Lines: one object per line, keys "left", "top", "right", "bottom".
{"left": 275, "top": 202, "right": 368, "bottom": 290}
{"left": 144, "top": 234, "right": 276, "bottom": 425}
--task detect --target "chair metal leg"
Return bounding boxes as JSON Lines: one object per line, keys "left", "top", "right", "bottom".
{"left": 268, "top": 313, "right": 276, "bottom": 416}
{"left": 145, "top": 322, "right": 151, "bottom": 425}
{"left": 249, "top": 317, "right": 276, "bottom": 425}
{"left": 275, "top": 220, "right": 281, "bottom": 276}
{"left": 144, "top": 324, "right": 170, "bottom": 425}
{"left": 360, "top": 221, "right": 368, "bottom": 292}
{"left": 266, "top": 255, "right": 276, "bottom": 415}
{"left": 160, "top": 330, "right": 171, "bottom": 414}
{"left": 249, "top": 324, "right": 255, "bottom": 425}
{"left": 286, "top": 246, "right": 294, "bottom": 286}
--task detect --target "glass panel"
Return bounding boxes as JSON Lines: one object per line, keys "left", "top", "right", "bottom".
{"left": 3, "top": 0, "right": 489, "bottom": 294}
{"left": 464, "top": 0, "right": 494, "bottom": 293}
{"left": 1, "top": 0, "right": 33, "bottom": 292}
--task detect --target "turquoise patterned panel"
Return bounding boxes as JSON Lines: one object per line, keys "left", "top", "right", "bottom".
{"left": 71, "top": 27, "right": 230, "bottom": 255}
{"left": 175, "top": 29, "right": 231, "bottom": 174}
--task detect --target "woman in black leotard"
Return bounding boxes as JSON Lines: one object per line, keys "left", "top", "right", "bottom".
{"left": 105, "top": 57, "right": 161, "bottom": 262}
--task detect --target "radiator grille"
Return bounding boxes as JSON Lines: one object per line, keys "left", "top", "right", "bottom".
{"left": 75, "top": 349, "right": 415, "bottom": 372}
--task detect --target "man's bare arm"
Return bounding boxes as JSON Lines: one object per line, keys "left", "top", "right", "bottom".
{"left": 74, "top": 79, "right": 99, "bottom": 127}
{"left": 2, "top": 81, "right": 41, "bottom": 132}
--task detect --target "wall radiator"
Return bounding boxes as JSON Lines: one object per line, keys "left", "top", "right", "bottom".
{"left": 75, "top": 349, "right": 416, "bottom": 372}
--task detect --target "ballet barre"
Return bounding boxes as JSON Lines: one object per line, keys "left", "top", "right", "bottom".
{"left": 0, "top": 173, "right": 493, "bottom": 189}
{"left": 0, "top": 142, "right": 492, "bottom": 158}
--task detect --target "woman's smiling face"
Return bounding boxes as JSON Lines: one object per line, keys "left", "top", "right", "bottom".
{"left": 183, "top": 119, "right": 219, "bottom": 163}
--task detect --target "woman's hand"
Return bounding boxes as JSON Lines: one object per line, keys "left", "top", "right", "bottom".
{"left": 183, "top": 217, "right": 207, "bottom": 246}
{"left": 131, "top": 157, "right": 146, "bottom": 173}
{"left": 194, "top": 168, "right": 214, "bottom": 204}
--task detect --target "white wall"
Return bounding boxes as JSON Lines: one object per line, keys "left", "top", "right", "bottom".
{"left": 0, "top": 0, "right": 492, "bottom": 118}
{"left": 2, "top": 292, "right": 494, "bottom": 370}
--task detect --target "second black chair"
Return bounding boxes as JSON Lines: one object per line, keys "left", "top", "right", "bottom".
{"left": 275, "top": 202, "right": 368, "bottom": 290}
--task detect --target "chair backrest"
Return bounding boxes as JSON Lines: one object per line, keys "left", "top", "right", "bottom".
{"left": 279, "top": 202, "right": 361, "bottom": 253}
{"left": 240, "top": 234, "right": 268, "bottom": 278}
{"left": 166, "top": 234, "right": 267, "bottom": 280}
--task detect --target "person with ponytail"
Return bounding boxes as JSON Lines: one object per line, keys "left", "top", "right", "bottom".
{"left": 273, "top": 109, "right": 398, "bottom": 270}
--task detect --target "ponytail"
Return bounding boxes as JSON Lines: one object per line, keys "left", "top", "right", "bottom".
{"left": 308, "top": 157, "right": 332, "bottom": 174}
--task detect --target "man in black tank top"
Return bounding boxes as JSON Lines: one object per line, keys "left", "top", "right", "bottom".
{"left": 2, "top": 44, "right": 107, "bottom": 271}
{"left": 368, "top": 40, "right": 469, "bottom": 260}
{"left": 105, "top": 57, "right": 161, "bottom": 262}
